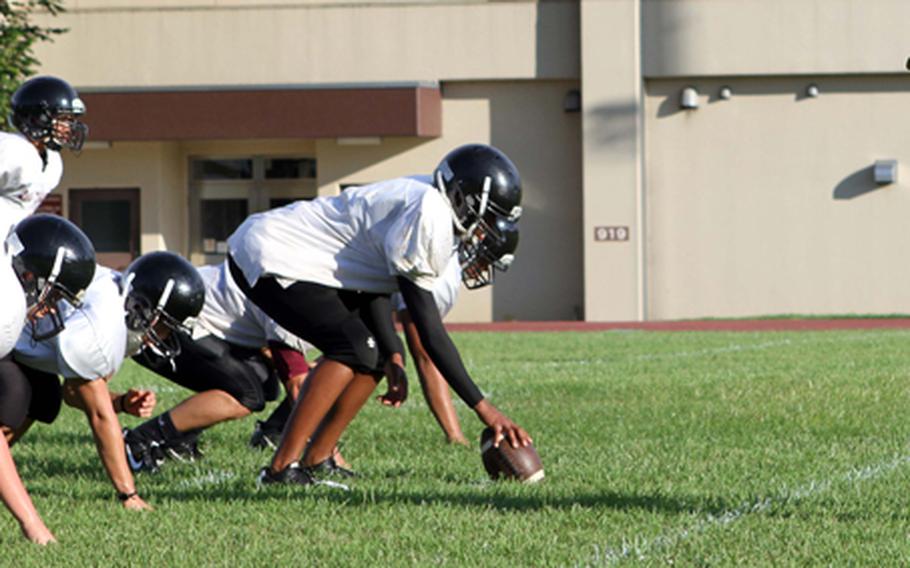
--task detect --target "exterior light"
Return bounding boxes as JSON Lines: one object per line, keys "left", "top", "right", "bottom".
{"left": 680, "top": 87, "right": 699, "bottom": 109}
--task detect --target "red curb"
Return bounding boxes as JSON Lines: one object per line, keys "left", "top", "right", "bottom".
{"left": 444, "top": 319, "right": 910, "bottom": 333}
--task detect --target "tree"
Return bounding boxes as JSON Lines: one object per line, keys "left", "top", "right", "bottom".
{"left": 0, "top": 0, "right": 67, "bottom": 131}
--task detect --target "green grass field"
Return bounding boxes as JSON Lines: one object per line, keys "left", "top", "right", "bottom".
{"left": 4, "top": 329, "right": 910, "bottom": 566}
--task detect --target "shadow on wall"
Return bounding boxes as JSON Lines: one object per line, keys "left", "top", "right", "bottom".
{"left": 587, "top": 101, "right": 639, "bottom": 147}
{"left": 833, "top": 165, "right": 882, "bottom": 200}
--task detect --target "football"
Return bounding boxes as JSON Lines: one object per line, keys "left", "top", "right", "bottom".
{"left": 480, "top": 427, "right": 545, "bottom": 483}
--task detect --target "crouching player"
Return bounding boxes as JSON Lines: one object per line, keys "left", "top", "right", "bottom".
{"left": 0, "top": 215, "right": 95, "bottom": 544}
{"left": 226, "top": 143, "right": 532, "bottom": 486}
{"left": 8, "top": 250, "right": 203, "bottom": 511}
{"left": 123, "top": 259, "right": 312, "bottom": 471}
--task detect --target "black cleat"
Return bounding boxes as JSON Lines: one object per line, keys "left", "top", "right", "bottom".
{"left": 249, "top": 420, "right": 282, "bottom": 450}
{"left": 123, "top": 429, "right": 165, "bottom": 473}
{"left": 257, "top": 462, "right": 350, "bottom": 491}
{"left": 163, "top": 431, "right": 204, "bottom": 463}
{"left": 307, "top": 456, "right": 357, "bottom": 479}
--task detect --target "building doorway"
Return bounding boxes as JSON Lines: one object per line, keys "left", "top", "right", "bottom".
{"left": 69, "top": 188, "right": 140, "bottom": 270}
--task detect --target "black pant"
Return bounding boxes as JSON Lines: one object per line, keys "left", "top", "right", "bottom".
{"left": 0, "top": 355, "right": 62, "bottom": 429}
{"left": 228, "top": 255, "right": 383, "bottom": 374}
{"left": 134, "top": 332, "right": 279, "bottom": 412}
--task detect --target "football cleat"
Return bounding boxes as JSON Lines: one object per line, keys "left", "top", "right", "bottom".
{"left": 249, "top": 420, "right": 282, "bottom": 450}
{"left": 257, "top": 462, "right": 350, "bottom": 491}
{"left": 306, "top": 456, "right": 357, "bottom": 479}
{"left": 162, "top": 431, "right": 204, "bottom": 463}
{"left": 123, "top": 429, "right": 165, "bottom": 473}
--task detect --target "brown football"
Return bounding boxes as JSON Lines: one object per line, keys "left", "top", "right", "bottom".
{"left": 480, "top": 427, "right": 545, "bottom": 483}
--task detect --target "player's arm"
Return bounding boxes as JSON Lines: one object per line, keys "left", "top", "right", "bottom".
{"left": 361, "top": 294, "right": 409, "bottom": 406}
{"left": 398, "top": 308, "right": 467, "bottom": 444}
{"left": 396, "top": 276, "right": 531, "bottom": 448}
{"left": 62, "top": 375, "right": 152, "bottom": 510}
{"left": 0, "top": 436, "right": 55, "bottom": 544}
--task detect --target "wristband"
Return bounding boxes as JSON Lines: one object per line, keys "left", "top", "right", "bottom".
{"left": 117, "top": 491, "right": 138, "bottom": 502}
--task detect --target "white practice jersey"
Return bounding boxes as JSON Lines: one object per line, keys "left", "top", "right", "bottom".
{"left": 393, "top": 254, "right": 462, "bottom": 318}
{"left": 193, "top": 261, "right": 311, "bottom": 354}
{"left": 228, "top": 175, "right": 457, "bottom": 294}
{"left": 0, "top": 252, "right": 27, "bottom": 358}
{"left": 0, "top": 132, "right": 63, "bottom": 235}
{"left": 14, "top": 266, "right": 127, "bottom": 380}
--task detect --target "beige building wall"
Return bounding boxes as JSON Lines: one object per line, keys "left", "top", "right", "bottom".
{"left": 34, "top": 1, "right": 579, "bottom": 86}
{"left": 642, "top": 0, "right": 910, "bottom": 77}
{"left": 645, "top": 76, "right": 910, "bottom": 318}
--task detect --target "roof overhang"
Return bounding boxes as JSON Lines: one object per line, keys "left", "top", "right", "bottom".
{"left": 78, "top": 83, "right": 441, "bottom": 141}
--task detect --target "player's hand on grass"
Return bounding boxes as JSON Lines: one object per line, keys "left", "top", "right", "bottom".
{"left": 21, "top": 521, "right": 56, "bottom": 545}
{"left": 378, "top": 359, "right": 409, "bottom": 408}
{"left": 122, "top": 389, "right": 156, "bottom": 417}
{"left": 473, "top": 400, "right": 532, "bottom": 449}
{"left": 122, "top": 494, "right": 153, "bottom": 511}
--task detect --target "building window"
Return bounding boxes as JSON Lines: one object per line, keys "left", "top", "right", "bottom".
{"left": 265, "top": 158, "right": 317, "bottom": 179}
{"left": 192, "top": 159, "right": 253, "bottom": 180}
{"left": 189, "top": 155, "right": 318, "bottom": 263}
{"left": 200, "top": 199, "right": 248, "bottom": 254}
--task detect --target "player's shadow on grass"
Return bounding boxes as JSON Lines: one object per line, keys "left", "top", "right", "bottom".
{"left": 149, "top": 484, "right": 730, "bottom": 517}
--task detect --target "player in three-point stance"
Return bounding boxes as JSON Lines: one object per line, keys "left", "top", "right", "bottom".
{"left": 226, "top": 143, "right": 532, "bottom": 486}
{"left": 7, "top": 251, "right": 204, "bottom": 511}
{"left": 0, "top": 216, "right": 96, "bottom": 544}
{"left": 122, "top": 259, "right": 313, "bottom": 472}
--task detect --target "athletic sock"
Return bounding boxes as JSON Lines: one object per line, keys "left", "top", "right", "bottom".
{"left": 128, "top": 411, "right": 182, "bottom": 445}
{"left": 260, "top": 397, "right": 292, "bottom": 432}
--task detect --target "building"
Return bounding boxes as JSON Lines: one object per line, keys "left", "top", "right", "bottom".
{"left": 30, "top": 0, "right": 910, "bottom": 322}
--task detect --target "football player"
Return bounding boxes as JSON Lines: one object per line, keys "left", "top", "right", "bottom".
{"left": 226, "top": 143, "right": 532, "bottom": 486}
{"left": 123, "top": 259, "right": 312, "bottom": 472}
{"left": 0, "top": 214, "right": 95, "bottom": 544}
{"left": 0, "top": 76, "right": 87, "bottom": 236}
{"left": 7, "top": 251, "right": 204, "bottom": 511}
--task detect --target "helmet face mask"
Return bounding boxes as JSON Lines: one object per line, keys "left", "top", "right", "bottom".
{"left": 10, "top": 76, "right": 88, "bottom": 152}
{"left": 458, "top": 217, "right": 519, "bottom": 290}
{"left": 7, "top": 215, "right": 96, "bottom": 341}
{"left": 124, "top": 280, "right": 185, "bottom": 360}
{"left": 121, "top": 252, "right": 205, "bottom": 363}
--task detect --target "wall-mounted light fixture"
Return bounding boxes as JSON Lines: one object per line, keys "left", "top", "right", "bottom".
{"left": 873, "top": 160, "right": 898, "bottom": 184}
{"left": 718, "top": 86, "right": 732, "bottom": 100}
{"left": 563, "top": 89, "right": 581, "bottom": 113}
{"left": 806, "top": 84, "right": 820, "bottom": 98}
{"left": 680, "top": 87, "right": 699, "bottom": 109}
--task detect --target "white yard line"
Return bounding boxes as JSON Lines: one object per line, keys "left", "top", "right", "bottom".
{"left": 176, "top": 469, "right": 237, "bottom": 489}
{"left": 586, "top": 453, "right": 910, "bottom": 566}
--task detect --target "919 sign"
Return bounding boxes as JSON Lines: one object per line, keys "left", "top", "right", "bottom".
{"left": 594, "top": 226, "right": 629, "bottom": 242}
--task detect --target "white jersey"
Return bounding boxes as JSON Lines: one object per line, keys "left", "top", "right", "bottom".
{"left": 193, "top": 261, "right": 311, "bottom": 354}
{"left": 228, "top": 176, "right": 456, "bottom": 294}
{"left": 0, "top": 252, "right": 27, "bottom": 358}
{"left": 14, "top": 266, "right": 127, "bottom": 380}
{"left": 0, "top": 132, "right": 63, "bottom": 235}
{"left": 393, "top": 255, "right": 462, "bottom": 318}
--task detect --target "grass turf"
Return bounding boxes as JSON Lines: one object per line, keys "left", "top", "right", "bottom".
{"left": 3, "top": 329, "right": 910, "bottom": 566}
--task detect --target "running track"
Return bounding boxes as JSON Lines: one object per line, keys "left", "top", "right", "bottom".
{"left": 445, "top": 319, "right": 910, "bottom": 332}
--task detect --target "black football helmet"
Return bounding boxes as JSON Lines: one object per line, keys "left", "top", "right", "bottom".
{"left": 7, "top": 214, "right": 97, "bottom": 340}
{"left": 10, "top": 76, "right": 88, "bottom": 152}
{"left": 121, "top": 251, "right": 205, "bottom": 360}
{"left": 458, "top": 217, "right": 519, "bottom": 290}
{"left": 433, "top": 144, "right": 522, "bottom": 240}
